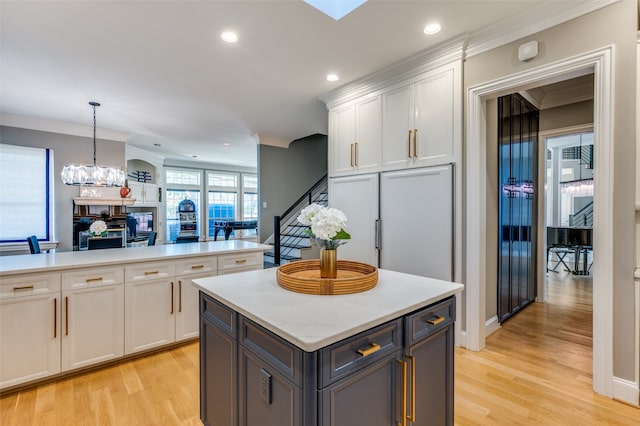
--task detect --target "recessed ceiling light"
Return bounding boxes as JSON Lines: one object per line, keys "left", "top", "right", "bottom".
{"left": 223, "top": 143, "right": 231, "bottom": 146}
{"left": 424, "top": 23, "right": 441, "bottom": 35}
{"left": 326, "top": 73, "right": 340, "bottom": 82}
{"left": 221, "top": 31, "right": 238, "bottom": 43}
{"left": 153, "top": 143, "right": 161, "bottom": 147}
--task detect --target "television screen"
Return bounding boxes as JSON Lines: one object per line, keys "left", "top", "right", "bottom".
{"left": 127, "top": 212, "right": 153, "bottom": 239}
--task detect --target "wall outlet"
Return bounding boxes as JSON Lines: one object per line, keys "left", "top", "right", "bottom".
{"left": 259, "top": 369, "right": 272, "bottom": 404}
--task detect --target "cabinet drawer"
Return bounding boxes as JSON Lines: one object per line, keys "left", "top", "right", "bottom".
{"left": 201, "top": 292, "right": 236, "bottom": 338}
{"left": 62, "top": 267, "right": 124, "bottom": 290}
{"left": 319, "top": 319, "right": 402, "bottom": 387}
{"left": 217, "top": 252, "right": 263, "bottom": 273}
{"left": 404, "top": 296, "right": 455, "bottom": 346}
{"left": 239, "top": 316, "right": 302, "bottom": 386}
{"left": 0, "top": 273, "right": 60, "bottom": 300}
{"left": 125, "top": 262, "right": 175, "bottom": 282}
{"left": 175, "top": 256, "right": 217, "bottom": 277}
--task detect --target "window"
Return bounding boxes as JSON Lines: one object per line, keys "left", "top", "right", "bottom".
{"left": 165, "top": 168, "right": 257, "bottom": 241}
{"left": 0, "top": 144, "right": 52, "bottom": 243}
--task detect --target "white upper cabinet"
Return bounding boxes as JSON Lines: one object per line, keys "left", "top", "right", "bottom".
{"left": 329, "top": 95, "right": 381, "bottom": 177}
{"left": 382, "top": 64, "right": 458, "bottom": 170}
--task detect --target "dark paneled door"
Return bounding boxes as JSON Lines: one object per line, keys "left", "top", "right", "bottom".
{"left": 498, "top": 94, "right": 539, "bottom": 323}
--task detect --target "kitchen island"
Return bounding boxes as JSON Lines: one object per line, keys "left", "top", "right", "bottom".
{"left": 0, "top": 240, "right": 269, "bottom": 391}
{"left": 193, "top": 268, "right": 464, "bottom": 426}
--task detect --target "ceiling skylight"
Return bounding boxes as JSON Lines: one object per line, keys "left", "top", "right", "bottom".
{"left": 304, "top": 0, "right": 367, "bottom": 20}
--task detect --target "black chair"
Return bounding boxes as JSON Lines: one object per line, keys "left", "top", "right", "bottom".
{"left": 88, "top": 237, "right": 122, "bottom": 250}
{"left": 147, "top": 231, "right": 157, "bottom": 246}
{"left": 27, "top": 235, "right": 40, "bottom": 254}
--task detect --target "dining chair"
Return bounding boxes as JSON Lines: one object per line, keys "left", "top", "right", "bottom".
{"left": 27, "top": 235, "right": 41, "bottom": 254}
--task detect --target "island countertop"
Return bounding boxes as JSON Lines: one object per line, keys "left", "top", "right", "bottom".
{"left": 193, "top": 268, "right": 464, "bottom": 352}
{"left": 0, "top": 240, "right": 270, "bottom": 276}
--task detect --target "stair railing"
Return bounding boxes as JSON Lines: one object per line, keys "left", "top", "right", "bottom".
{"left": 569, "top": 201, "right": 594, "bottom": 227}
{"left": 273, "top": 175, "right": 328, "bottom": 265}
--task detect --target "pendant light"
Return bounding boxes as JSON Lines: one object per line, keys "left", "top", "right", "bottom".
{"left": 60, "top": 102, "right": 125, "bottom": 187}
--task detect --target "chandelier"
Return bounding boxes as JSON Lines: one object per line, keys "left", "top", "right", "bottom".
{"left": 61, "top": 102, "right": 125, "bottom": 187}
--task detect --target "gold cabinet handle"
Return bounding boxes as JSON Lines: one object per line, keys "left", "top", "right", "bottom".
{"left": 178, "top": 280, "right": 182, "bottom": 313}
{"left": 13, "top": 285, "right": 34, "bottom": 291}
{"left": 65, "top": 296, "right": 69, "bottom": 336}
{"left": 407, "top": 130, "right": 412, "bottom": 158}
{"left": 235, "top": 259, "right": 247, "bottom": 264}
{"left": 354, "top": 142, "right": 358, "bottom": 166}
{"left": 191, "top": 265, "right": 204, "bottom": 270}
{"left": 144, "top": 271, "right": 160, "bottom": 276}
{"left": 407, "top": 355, "right": 416, "bottom": 422}
{"left": 54, "top": 298, "right": 57, "bottom": 339}
{"left": 170, "top": 282, "right": 174, "bottom": 314}
{"left": 427, "top": 316, "right": 445, "bottom": 325}
{"left": 85, "top": 277, "right": 103, "bottom": 283}
{"left": 350, "top": 143, "right": 354, "bottom": 167}
{"left": 413, "top": 129, "right": 418, "bottom": 158}
{"left": 356, "top": 342, "right": 381, "bottom": 357}
{"left": 397, "top": 358, "right": 407, "bottom": 426}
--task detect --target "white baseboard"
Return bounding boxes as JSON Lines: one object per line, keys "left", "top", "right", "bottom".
{"left": 485, "top": 315, "right": 501, "bottom": 337}
{"left": 612, "top": 376, "right": 639, "bottom": 406}
{"left": 456, "top": 330, "right": 467, "bottom": 348}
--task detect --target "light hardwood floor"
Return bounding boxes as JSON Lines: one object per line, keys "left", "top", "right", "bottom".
{"left": 2, "top": 271, "right": 639, "bottom": 425}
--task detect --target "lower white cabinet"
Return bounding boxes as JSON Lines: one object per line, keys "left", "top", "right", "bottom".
{"left": 62, "top": 284, "right": 124, "bottom": 371}
{"left": 125, "top": 277, "right": 176, "bottom": 354}
{"left": 176, "top": 273, "right": 210, "bottom": 341}
{"left": 0, "top": 273, "right": 61, "bottom": 389}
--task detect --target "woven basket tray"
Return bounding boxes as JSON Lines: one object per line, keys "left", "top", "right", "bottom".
{"left": 276, "top": 260, "right": 378, "bottom": 295}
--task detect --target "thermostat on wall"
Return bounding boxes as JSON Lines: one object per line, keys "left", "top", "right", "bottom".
{"left": 518, "top": 40, "right": 538, "bottom": 62}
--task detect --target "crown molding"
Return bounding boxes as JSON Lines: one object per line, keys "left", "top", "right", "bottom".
{"left": 0, "top": 113, "right": 129, "bottom": 142}
{"left": 320, "top": 37, "right": 465, "bottom": 108}
{"left": 465, "top": 0, "right": 621, "bottom": 58}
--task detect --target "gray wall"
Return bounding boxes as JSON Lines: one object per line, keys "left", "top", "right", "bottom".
{"left": 468, "top": 0, "right": 637, "bottom": 380}
{"left": 258, "top": 134, "right": 327, "bottom": 242}
{"left": 0, "top": 125, "right": 125, "bottom": 252}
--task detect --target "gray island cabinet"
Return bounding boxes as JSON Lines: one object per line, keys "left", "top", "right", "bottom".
{"left": 193, "top": 268, "right": 463, "bottom": 426}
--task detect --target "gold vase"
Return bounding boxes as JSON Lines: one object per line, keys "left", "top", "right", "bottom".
{"left": 320, "top": 249, "right": 337, "bottom": 278}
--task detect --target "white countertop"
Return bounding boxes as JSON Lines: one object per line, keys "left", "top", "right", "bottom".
{"left": 0, "top": 240, "right": 270, "bottom": 275}
{"left": 193, "top": 268, "right": 464, "bottom": 352}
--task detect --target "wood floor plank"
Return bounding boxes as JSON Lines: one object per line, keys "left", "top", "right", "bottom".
{"left": 1, "top": 274, "right": 638, "bottom": 425}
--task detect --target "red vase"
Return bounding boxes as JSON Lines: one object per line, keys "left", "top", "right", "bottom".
{"left": 120, "top": 187, "right": 131, "bottom": 198}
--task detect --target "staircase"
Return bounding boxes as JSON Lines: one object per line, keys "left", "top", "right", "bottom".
{"left": 264, "top": 175, "right": 328, "bottom": 266}
{"left": 569, "top": 201, "right": 593, "bottom": 227}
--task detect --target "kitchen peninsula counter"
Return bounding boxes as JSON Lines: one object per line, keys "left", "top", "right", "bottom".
{"left": 0, "top": 240, "right": 269, "bottom": 276}
{"left": 0, "top": 240, "right": 268, "bottom": 391}
{"left": 194, "top": 268, "right": 464, "bottom": 425}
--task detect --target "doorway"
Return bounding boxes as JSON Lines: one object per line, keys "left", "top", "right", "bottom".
{"left": 465, "top": 46, "right": 615, "bottom": 396}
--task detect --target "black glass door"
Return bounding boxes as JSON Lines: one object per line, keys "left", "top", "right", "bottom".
{"left": 498, "top": 93, "right": 539, "bottom": 323}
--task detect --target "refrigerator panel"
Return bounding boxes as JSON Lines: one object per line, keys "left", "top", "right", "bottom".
{"left": 380, "top": 165, "right": 453, "bottom": 280}
{"left": 328, "top": 174, "right": 379, "bottom": 266}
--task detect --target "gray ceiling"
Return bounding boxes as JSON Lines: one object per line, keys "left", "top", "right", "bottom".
{"left": 0, "top": 0, "right": 598, "bottom": 167}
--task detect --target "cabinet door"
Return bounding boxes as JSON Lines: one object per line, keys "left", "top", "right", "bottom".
{"left": 329, "top": 174, "right": 379, "bottom": 266}
{"left": 238, "top": 347, "right": 302, "bottom": 426}
{"left": 329, "top": 103, "right": 357, "bottom": 176}
{"left": 176, "top": 274, "right": 211, "bottom": 341}
{"left": 382, "top": 82, "right": 414, "bottom": 170}
{"left": 128, "top": 181, "right": 144, "bottom": 202}
{"left": 320, "top": 354, "right": 398, "bottom": 426}
{"left": 144, "top": 183, "right": 159, "bottom": 203}
{"left": 62, "top": 285, "right": 124, "bottom": 371}
{"left": 125, "top": 279, "right": 175, "bottom": 354}
{"left": 413, "top": 68, "right": 455, "bottom": 166}
{"left": 354, "top": 96, "right": 382, "bottom": 174}
{"left": 407, "top": 326, "right": 454, "bottom": 426}
{"left": 201, "top": 316, "right": 237, "bottom": 426}
{"left": 0, "top": 294, "right": 60, "bottom": 389}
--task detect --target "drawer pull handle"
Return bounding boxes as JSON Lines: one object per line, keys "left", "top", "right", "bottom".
{"left": 235, "top": 259, "right": 247, "bottom": 264}
{"left": 356, "top": 342, "right": 381, "bottom": 357}
{"left": 427, "top": 316, "right": 445, "bottom": 326}
{"left": 85, "top": 277, "right": 103, "bottom": 283}
{"left": 191, "top": 265, "right": 205, "bottom": 270}
{"left": 13, "top": 285, "right": 34, "bottom": 291}
{"left": 407, "top": 355, "right": 416, "bottom": 422}
{"left": 144, "top": 271, "right": 160, "bottom": 276}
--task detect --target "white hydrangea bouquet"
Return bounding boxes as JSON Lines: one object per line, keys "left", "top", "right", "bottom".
{"left": 297, "top": 203, "right": 350, "bottom": 250}
{"left": 88, "top": 220, "right": 108, "bottom": 237}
